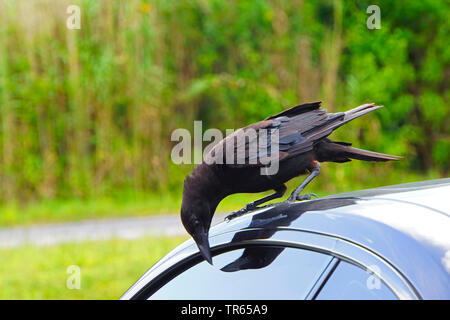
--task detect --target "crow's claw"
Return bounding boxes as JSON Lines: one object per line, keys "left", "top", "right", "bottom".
{"left": 225, "top": 204, "right": 252, "bottom": 221}
{"left": 225, "top": 208, "right": 246, "bottom": 221}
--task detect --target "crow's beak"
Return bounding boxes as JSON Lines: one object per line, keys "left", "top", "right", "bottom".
{"left": 194, "top": 232, "right": 213, "bottom": 265}
{"left": 221, "top": 257, "right": 248, "bottom": 272}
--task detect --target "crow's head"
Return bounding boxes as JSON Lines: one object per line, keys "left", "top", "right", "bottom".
{"left": 181, "top": 192, "right": 213, "bottom": 265}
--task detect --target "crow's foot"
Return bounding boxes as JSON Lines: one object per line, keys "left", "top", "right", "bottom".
{"left": 287, "top": 192, "right": 318, "bottom": 202}
{"left": 295, "top": 193, "right": 318, "bottom": 201}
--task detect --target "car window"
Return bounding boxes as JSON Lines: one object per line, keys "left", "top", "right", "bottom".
{"left": 315, "top": 260, "right": 398, "bottom": 300}
{"left": 150, "top": 246, "right": 333, "bottom": 299}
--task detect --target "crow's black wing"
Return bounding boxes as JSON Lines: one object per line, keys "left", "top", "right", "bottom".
{"left": 204, "top": 101, "right": 344, "bottom": 167}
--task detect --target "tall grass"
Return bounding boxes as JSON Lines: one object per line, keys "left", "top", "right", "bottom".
{"left": 0, "top": 0, "right": 447, "bottom": 209}
{"left": 0, "top": 0, "right": 172, "bottom": 203}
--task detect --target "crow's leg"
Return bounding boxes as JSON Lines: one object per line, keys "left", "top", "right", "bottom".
{"left": 287, "top": 161, "right": 321, "bottom": 202}
{"left": 225, "top": 185, "right": 287, "bottom": 221}
{"left": 247, "top": 184, "right": 287, "bottom": 208}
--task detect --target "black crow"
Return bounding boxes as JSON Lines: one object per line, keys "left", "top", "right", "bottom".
{"left": 180, "top": 102, "right": 400, "bottom": 264}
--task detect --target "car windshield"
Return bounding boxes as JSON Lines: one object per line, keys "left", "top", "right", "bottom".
{"left": 150, "top": 246, "right": 333, "bottom": 299}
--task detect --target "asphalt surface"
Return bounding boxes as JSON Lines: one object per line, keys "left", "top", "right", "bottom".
{"left": 0, "top": 214, "right": 226, "bottom": 248}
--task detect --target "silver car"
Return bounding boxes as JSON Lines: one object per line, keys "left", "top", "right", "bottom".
{"left": 122, "top": 179, "right": 450, "bottom": 300}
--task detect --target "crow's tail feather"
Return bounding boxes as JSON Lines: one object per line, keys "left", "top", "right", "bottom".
{"left": 335, "top": 144, "right": 401, "bottom": 162}
{"left": 315, "top": 139, "right": 402, "bottom": 163}
{"left": 340, "top": 103, "right": 384, "bottom": 127}
{"left": 305, "top": 103, "right": 383, "bottom": 141}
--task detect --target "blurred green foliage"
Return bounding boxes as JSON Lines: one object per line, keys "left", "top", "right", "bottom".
{"left": 0, "top": 0, "right": 448, "bottom": 209}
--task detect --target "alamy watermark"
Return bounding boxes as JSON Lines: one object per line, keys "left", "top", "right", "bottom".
{"left": 171, "top": 121, "right": 280, "bottom": 175}
{"left": 66, "top": 5, "right": 81, "bottom": 29}
{"left": 66, "top": 265, "right": 81, "bottom": 290}
{"left": 366, "top": 264, "right": 382, "bottom": 290}
{"left": 64, "top": 5, "right": 380, "bottom": 33}
{"left": 366, "top": 5, "right": 381, "bottom": 30}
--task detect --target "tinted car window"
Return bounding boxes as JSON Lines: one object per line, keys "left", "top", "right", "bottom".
{"left": 316, "top": 261, "right": 398, "bottom": 300}
{"left": 150, "top": 246, "right": 333, "bottom": 299}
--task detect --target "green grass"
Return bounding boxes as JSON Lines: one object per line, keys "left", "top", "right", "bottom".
{"left": 0, "top": 191, "right": 257, "bottom": 227}
{"left": 0, "top": 236, "right": 188, "bottom": 300}
{"left": 0, "top": 193, "right": 182, "bottom": 227}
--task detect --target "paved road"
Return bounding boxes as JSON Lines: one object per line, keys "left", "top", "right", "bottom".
{"left": 0, "top": 214, "right": 226, "bottom": 248}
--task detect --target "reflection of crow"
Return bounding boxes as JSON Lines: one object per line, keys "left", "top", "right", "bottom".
{"left": 221, "top": 198, "right": 356, "bottom": 272}
{"left": 181, "top": 102, "right": 400, "bottom": 264}
{"left": 221, "top": 247, "right": 285, "bottom": 272}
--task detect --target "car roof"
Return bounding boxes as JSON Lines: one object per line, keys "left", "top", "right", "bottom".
{"left": 213, "top": 177, "right": 450, "bottom": 234}
{"left": 321, "top": 177, "right": 450, "bottom": 214}
{"left": 128, "top": 179, "right": 450, "bottom": 299}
